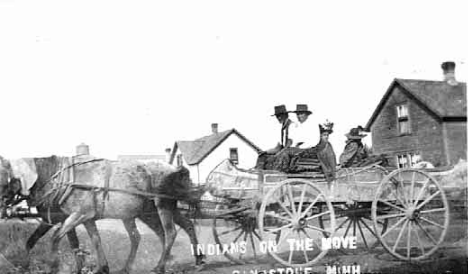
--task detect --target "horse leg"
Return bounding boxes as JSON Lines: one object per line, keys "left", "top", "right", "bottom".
{"left": 173, "top": 209, "right": 205, "bottom": 266}
{"left": 152, "top": 199, "right": 177, "bottom": 274}
{"left": 66, "top": 228, "right": 84, "bottom": 273}
{"left": 115, "top": 218, "right": 140, "bottom": 274}
{"left": 26, "top": 222, "right": 52, "bottom": 252}
{"left": 51, "top": 212, "right": 95, "bottom": 274}
{"left": 83, "top": 219, "right": 109, "bottom": 274}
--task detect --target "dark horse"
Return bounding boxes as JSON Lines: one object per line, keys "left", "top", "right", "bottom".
{"left": 0, "top": 156, "right": 205, "bottom": 274}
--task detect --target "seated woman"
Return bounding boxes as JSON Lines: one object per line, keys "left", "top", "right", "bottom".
{"left": 339, "top": 126, "right": 388, "bottom": 167}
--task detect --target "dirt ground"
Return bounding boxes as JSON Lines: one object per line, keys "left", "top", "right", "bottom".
{"left": 0, "top": 205, "right": 467, "bottom": 274}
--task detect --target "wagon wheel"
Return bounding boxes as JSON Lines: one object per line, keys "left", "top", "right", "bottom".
{"left": 372, "top": 168, "right": 449, "bottom": 261}
{"left": 258, "top": 179, "right": 336, "bottom": 267}
{"left": 318, "top": 202, "right": 388, "bottom": 251}
{"left": 212, "top": 203, "right": 266, "bottom": 264}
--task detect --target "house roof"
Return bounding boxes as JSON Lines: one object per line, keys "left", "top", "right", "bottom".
{"left": 169, "top": 129, "right": 262, "bottom": 165}
{"left": 365, "top": 78, "right": 467, "bottom": 129}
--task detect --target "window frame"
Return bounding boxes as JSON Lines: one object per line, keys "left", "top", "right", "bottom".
{"left": 396, "top": 151, "right": 421, "bottom": 168}
{"left": 396, "top": 103, "right": 411, "bottom": 135}
{"left": 229, "top": 147, "right": 239, "bottom": 165}
{"left": 176, "top": 154, "right": 183, "bottom": 167}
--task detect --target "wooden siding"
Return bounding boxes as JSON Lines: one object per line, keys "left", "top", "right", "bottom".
{"left": 371, "top": 86, "right": 446, "bottom": 166}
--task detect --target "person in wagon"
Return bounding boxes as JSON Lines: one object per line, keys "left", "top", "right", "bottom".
{"left": 339, "top": 126, "right": 368, "bottom": 167}
{"left": 255, "top": 104, "right": 296, "bottom": 170}
{"left": 271, "top": 104, "right": 319, "bottom": 171}
{"left": 289, "top": 121, "right": 337, "bottom": 181}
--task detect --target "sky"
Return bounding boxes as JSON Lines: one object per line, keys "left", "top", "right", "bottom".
{"left": 0, "top": 0, "right": 467, "bottom": 160}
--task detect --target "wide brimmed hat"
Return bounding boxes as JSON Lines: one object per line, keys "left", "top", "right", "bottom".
{"left": 293, "top": 104, "right": 312, "bottom": 115}
{"left": 345, "top": 126, "right": 367, "bottom": 139}
{"left": 319, "top": 121, "right": 334, "bottom": 134}
{"left": 271, "top": 105, "right": 289, "bottom": 116}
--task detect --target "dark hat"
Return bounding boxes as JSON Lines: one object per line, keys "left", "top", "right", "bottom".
{"left": 345, "top": 127, "right": 367, "bottom": 140}
{"left": 293, "top": 104, "right": 312, "bottom": 115}
{"left": 271, "top": 105, "right": 289, "bottom": 116}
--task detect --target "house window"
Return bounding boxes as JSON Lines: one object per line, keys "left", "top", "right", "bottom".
{"left": 396, "top": 104, "right": 410, "bottom": 135}
{"left": 176, "top": 154, "right": 183, "bottom": 167}
{"left": 229, "top": 148, "right": 239, "bottom": 164}
{"left": 396, "top": 152, "right": 421, "bottom": 168}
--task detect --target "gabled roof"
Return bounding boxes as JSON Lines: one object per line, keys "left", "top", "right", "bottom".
{"left": 365, "top": 78, "right": 467, "bottom": 130}
{"left": 169, "top": 129, "right": 262, "bottom": 165}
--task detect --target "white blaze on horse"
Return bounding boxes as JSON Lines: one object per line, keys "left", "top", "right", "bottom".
{"left": 0, "top": 155, "right": 205, "bottom": 274}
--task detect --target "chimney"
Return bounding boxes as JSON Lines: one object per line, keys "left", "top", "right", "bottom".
{"left": 76, "top": 143, "right": 90, "bottom": 156}
{"left": 211, "top": 123, "right": 218, "bottom": 134}
{"left": 441, "top": 61, "right": 457, "bottom": 85}
{"left": 165, "top": 148, "right": 171, "bottom": 163}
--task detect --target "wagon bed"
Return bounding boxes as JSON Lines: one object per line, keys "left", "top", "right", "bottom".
{"left": 206, "top": 159, "right": 456, "bottom": 267}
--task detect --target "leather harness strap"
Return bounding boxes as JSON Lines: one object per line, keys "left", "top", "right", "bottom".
{"left": 98, "top": 161, "right": 112, "bottom": 218}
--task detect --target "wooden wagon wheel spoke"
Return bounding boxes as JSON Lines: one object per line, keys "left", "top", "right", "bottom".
{"left": 414, "top": 180, "right": 430, "bottom": 203}
{"left": 419, "top": 208, "right": 446, "bottom": 214}
{"left": 392, "top": 219, "right": 409, "bottom": 252}
{"left": 233, "top": 230, "right": 245, "bottom": 243}
{"left": 358, "top": 218, "right": 377, "bottom": 238}
{"left": 276, "top": 227, "right": 293, "bottom": 247}
{"left": 249, "top": 232, "right": 257, "bottom": 259}
{"left": 362, "top": 215, "right": 386, "bottom": 227}
{"left": 410, "top": 171, "right": 416, "bottom": 205}
{"left": 219, "top": 226, "right": 243, "bottom": 236}
{"left": 265, "top": 212, "right": 293, "bottom": 223}
{"left": 406, "top": 221, "right": 412, "bottom": 259}
{"left": 419, "top": 216, "right": 444, "bottom": 229}
{"left": 390, "top": 186, "right": 409, "bottom": 209}
{"left": 305, "top": 224, "right": 330, "bottom": 234}
{"left": 297, "top": 184, "right": 308, "bottom": 217}
{"left": 415, "top": 219, "right": 438, "bottom": 245}
{"left": 343, "top": 218, "right": 353, "bottom": 238}
{"left": 382, "top": 216, "right": 407, "bottom": 238}
{"left": 299, "top": 227, "right": 312, "bottom": 239}
{"left": 274, "top": 197, "right": 295, "bottom": 219}
{"left": 379, "top": 199, "right": 406, "bottom": 212}
{"left": 352, "top": 217, "right": 357, "bottom": 237}
{"left": 356, "top": 219, "right": 368, "bottom": 249}
{"left": 414, "top": 225, "right": 425, "bottom": 255}
{"left": 376, "top": 212, "right": 407, "bottom": 220}
{"left": 397, "top": 172, "right": 410, "bottom": 206}
{"left": 416, "top": 190, "right": 441, "bottom": 210}
{"left": 305, "top": 210, "right": 330, "bottom": 221}
{"left": 267, "top": 223, "right": 293, "bottom": 233}
{"left": 299, "top": 232, "right": 309, "bottom": 263}
{"left": 336, "top": 218, "right": 350, "bottom": 231}
{"left": 286, "top": 184, "right": 297, "bottom": 215}
{"left": 300, "top": 195, "right": 323, "bottom": 219}
{"left": 252, "top": 229, "right": 262, "bottom": 240}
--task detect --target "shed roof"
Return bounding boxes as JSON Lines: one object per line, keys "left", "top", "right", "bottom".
{"left": 365, "top": 78, "right": 467, "bottom": 129}
{"left": 170, "top": 129, "right": 262, "bottom": 165}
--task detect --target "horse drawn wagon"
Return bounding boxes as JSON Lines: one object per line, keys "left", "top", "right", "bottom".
{"left": 0, "top": 155, "right": 458, "bottom": 273}
{"left": 204, "top": 159, "right": 451, "bottom": 268}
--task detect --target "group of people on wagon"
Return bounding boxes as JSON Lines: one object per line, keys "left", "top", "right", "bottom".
{"left": 255, "top": 104, "right": 385, "bottom": 181}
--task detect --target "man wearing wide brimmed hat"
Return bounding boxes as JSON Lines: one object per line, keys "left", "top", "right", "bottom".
{"left": 339, "top": 126, "right": 368, "bottom": 167}
{"left": 255, "top": 105, "right": 296, "bottom": 170}
{"left": 289, "top": 104, "right": 319, "bottom": 148}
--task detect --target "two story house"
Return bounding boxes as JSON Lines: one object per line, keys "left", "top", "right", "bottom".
{"left": 365, "top": 61, "right": 466, "bottom": 167}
